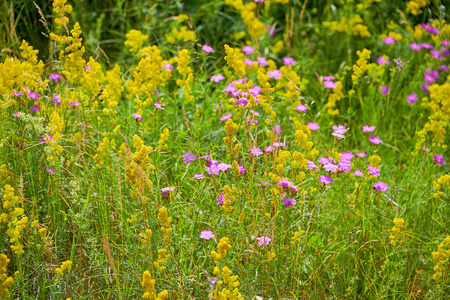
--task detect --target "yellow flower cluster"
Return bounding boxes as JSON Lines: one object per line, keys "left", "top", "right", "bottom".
{"left": 224, "top": 45, "right": 246, "bottom": 78}
{"left": 158, "top": 206, "right": 172, "bottom": 245}
{"left": 55, "top": 260, "right": 72, "bottom": 276}
{"left": 432, "top": 236, "right": 450, "bottom": 280}
{"left": 368, "top": 155, "right": 381, "bottom": 167}
{"left": 211, "top": 237, "right": 232, "bottom": 262}
{"left": 433, "top": 174, "right": 450, "bottom": 197}
{"left": 165, "top": 26, "right": 196, "bottom": 44}
{"left": 406, "top": 0, "right": 430, "bottom": 15}
{"left": 323, "top": 15, "right": 371, "bottom": 38}
{"left": 158, "top": 128, "right": 170, "bottom": 150}
{"left": 0, "top": 254, "right": 13, "bottom": 299}
{"left": 139, "top": 229, "right": 152, "bottom": 245}
{"left": 100, "top": 65, "right": 124, "bottom": 116}
{"left": 141, "top": 270, "right": 168, "bottom": 299}
{"left": 389, "top": 218, "right": 406, "bottom": 247}
{"left": 352, "top": 49, "right": 371, "bottom": 83}
{"left": 211, "top": 266, "right": 244, "bottom": 300}
{"left": 124, "top": 136, "right": 155, "bottom": 195}
{"left": 176, "top": 49, "right": 194, "bottom": 102}
{"left": 221, "top": 185, "right": 240, "bottom": 213}
{"left": 225, "top": 0, "right": 266, "bottom": 37}
{"left": 52, "top": 0, "right": 72, "bottom": 28}
{"left": 292, "top": 117, "right": 313, "bottom": 151}
{"left": 291, "top": 230, "right": 305, "bottom": 244}
{"left": 1, "top": 185, "right": 27, "bottom": 255}
{"left": 415, "top": 82, "right": 450, "bottom": 152}
{"left": 324, "top": 81, "right": 343, "bottom": 115}
{"left": 154, "top": 249, "right": 170, "bottom": 271}
{"left": 124, "top": 30, "right": 148, "bottom": 53}
{"left": 223, "top": 119, "right": 241, "bottom": 158}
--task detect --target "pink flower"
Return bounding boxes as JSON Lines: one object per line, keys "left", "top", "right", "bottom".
{"left": 69, "top": 101, "right": 81, "bottom": 106}
{"left": 362, "top": 125, "right": 375, "bottom": 133}
{"left": 331, "top": 124, "right": 348, "bottom": 139}
{"left": 217, "top": 192, "right": 225, "bottom": 205}
{"left": 193, "top": 173, "right": 205, "bottom": 179}
{"left": 52, "top": 94, "right": 61, "bottom": 106}
{"left": 368, "top": 165, "right": 380, "bottom": 176}
{"left": 376, "top": 56, "right": 389, "bottom": 65}
{"left": 283, "top": 57, "right": 295, "bottom": 65}
{"left": 410, "top": 43, "right": 421, "bottom": 51}
{"left": 132, "top": 113, "right": 142, "bottom": 121}
{"left": 268, "top": 69, "right": 282, "bottom": 79}
{"left": 249, "top": 110, "right": 260, "bottom": 117}
{"left": 307, "top": 160, "right": 319, "bottom": 170}
{"left": 249, "top": 147, "right": 263, "bottom": 156}
{"left": 30, "top": 104, "right": 41, "bottom": 112}
{"left": 324, "top": 163, "right": 338, "bottom": 172}
{"left": 44, "top": 167, "right": 55, "bottom": 174}
{"left": 373, "top": 181, "right": 388, "bottom": 191}
{"left": 220, "top": 113, "right": 233, "bottom": 121}
{"left": 355, "top": 152, "right": 367, "bottom": 158}
{"left": 183, "top": 151, "right": 197, "bottom": 163}
{"left": 322, "top": 76, "right": 335, "bottom": 81}
{"left": 161, "top": 187, "right": 176, "bottom": 196}
{"left": 319, "top": 175, "right": 333, "bottom": 184}
{"left": 274, "top": 125, "right": 282, "bottom": 135}
{"left": 257, "top": 57, "right": 268, "bottom": 67}
{"left": 50, "top": 73, "right": 64, "bottom": 83}
{"left": 308, "top": 122, "right": 320, "bottom": 130}
{"left": 13, "top": 112, "right": 20, "bottom": 118}
{"left": 383, "top": 36, "right": 395, "bottom": 45}
{"left": 210, "top": 74, "right": 225, "bottom": 83}
{"left": 380, "top": 86, "right": 390, "bottom": 96}
{"left": 202, "top": 45, "right": 214, "bottom": 54}
{"left": 407, "top": 93, "right": 418, "bottom": 104}
{"left": 199, "top": 230, "right": 215, "bottom": 240}
{"left": 433, "top": 155, "right": 445, "bottom": 166}
{"left": 369, "top": 136, "right": 382, "bottom": 144}
{"left": 40, "top": 134, "right": 53, "bottom": 143}
{"left": 296, "top": 104, "right": 307, "bottom": 112}
{"left": 162, "top": 62, "right": 173, "bottom": 71}
{"left": 154, "top": 103, "right": 165, "bottom": 110}
{"left": 256, "top": 236, "right": 271, "bottom": 245}
{"left": 84, "top": 65, "right": 91, "bottom": 72}
{"left": 27, "top": 91, "right": 40, "bottom": 101}
{"left": 353, "top": 170, "right": 363, "bottom": 176}
{"left": 324, "top": 81, "right": 337, "bottom": 88}
{"left": 242, "top": 46, "right": 254, "bottom": 55}
{"left": 282, "top": 198, "right": 297, "bottom": 207}
{"left": 243, "top": 59, "right": 254, "bottom": 66}
{"left": 431, "top": 50, "right": 442, "bottom": 60}
{"left": 341, "top": 151, "right": 354, "bottom": 160}
{"left": 13, "top": 91, "right": 23, "bottom": 97}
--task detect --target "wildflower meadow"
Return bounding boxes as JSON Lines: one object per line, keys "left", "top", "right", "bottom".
{"left": 1, "top": 0, "right": 450, "bottom": 298}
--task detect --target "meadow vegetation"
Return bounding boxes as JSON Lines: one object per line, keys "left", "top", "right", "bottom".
{"left": 0, "top": 0, "right": 450, "bottom": 298}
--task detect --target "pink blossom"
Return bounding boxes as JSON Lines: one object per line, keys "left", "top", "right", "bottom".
{"left": 368, "top": 165, "right": 380, "bottom": 176}
{"left": 256, "top": 236, "right": 271, "bottom": 245}
{"left": 162, "top": 62, "right": 173, "bottom": 71}
{"left": 380, "top": 86, "right": 390, "bottom": 96}
{"left": 407, "top": 93, "right": 418, "bottom": 104}
{"left": 217, "top": 192, "right": 225, "bottom": 205}
{"left": 132, "top": 113, "right": 142, "bottom": 121}
{"left": 249, "top": 147, "right": 263, "bottom": 156}
{"left": 199, "top": 230, "right": 215, "bottom": 239}
{"left": 355, "top": 152, "right": 367, "bottom": 158}
{"left": 44, "top": 167, "right": 55, "bottom": 174}
{"left": 210, "top": 74, "right": 225, "bottom": 83}
{"left": 369, "top": 136, "right": 382, "bottom": 144}
{"left": 50, "top": 73, "right": 64, "bottom": 83}
{"left": 13, "top": 91, "right": 23, "bottom": 97}
{"left": 373, "top": 181, "right": 388, "bottom": 191}
{"left": 30, "top": 104, "right": 41, "bottom": 112}
{"left": 154, "top": 103, "right": 164, "bottom": 110}
{"left": 243, "top": 59, "right": 254, "bottom": 66}
{"left": 220, "top": 113, "right": 233, "bottom": 120}
{"left": 268, "top": 69, "right": 282, "bottom": 79}
{"left": 52, "top": 94, "right": 61, "bottom": 106}
{"left": 274, "top": 125, "right": 282, "bottom": 135}
{"left": 242, "top": 46, "right": 254, "bottom": 55}
{"left": 319, "top": 175, "right": 333, "bottom": 184}
{"left": 257, "top": 57, "right": 268, "bottom": 67}
{"left": 353, "top": 170, "right": 363, "bottom": 177}
{"left": 283, "top": 57, "right": 295, "bottom": 65}
{"left": 69, "top": 102, "right": 81, "bottom": 106}
{"left": 383, "top": 36, "right": 395, "bottom": 45}
{"left": 433, "top": 155, "right": 445, "bottom": 166}
{"left": 249, "top": 110, "right": 260, "bottom": 117}
{"left": 27, "top": 91, "right": 40, "bottom": 101}
{"left": 202, "top": 45, "right": 214, "bottom": 54}
{"left": 282, "top": 198, "right": 297, "bottom": 207}
{"left": 296, "top": 104, "right": 307, "bottom": 112}
{"left": 308, "top": 122, "right": 320, "bottom": 130}
{"left": 377, "top": 56, "right": 390, "bottom": 65}
{"left": 410, "top": 43, "right": 421, "bottom": 51}
{"left": 193, "top": 173, "right": 205, "bottom": 179}
{"left": 324, "top": 81, "right": 337, "bottom": 88}
{"left": 362, "top": 125, "right": 375, "bottom": 133}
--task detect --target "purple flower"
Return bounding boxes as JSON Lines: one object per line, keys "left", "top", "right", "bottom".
{"left": 28, "top": 91, "right": 40, "bottom": 101}
{"left": 383, "top": 36, "right": 395, "bottom": 45}
{"left": 183, "top": 151, "right": 197, "bottom": 163}
{"left": 439, "top": 65, "right": 449, "bottom": 71}
{"left": 322, "top": 76, "right": 335, "bottom": 81}
{"left": 410, "top": 43, "right": 421, "bottom": 51}
{"left": 256, "top": 236, "right": 271, "bottom": 245}
{"left": 420, "top": 43, "right": 433, "bottom": 49}
{"left": 242, "top": 46, "right": 254, "bottom": 55}
{"left": 307, "top": 160, "right": 319, "bottom": 170}
{"left": 52, "top": 94, "right": 61, "bottom": 106}
{"left": 431, "top": 50, "right": 442, "bottom": 60}
{"left": 217, "top": 192, "right": 225, "bottom": 205}
{"left": 324, "top": 81, "right": 337, "bottom": 88}
{"left": 70, "top": 101, "right": 81, "bottom": 106}
{"left": 249, "top": 147, "right": 263, "bottom": 156}
{"left": 356, "top": 152, "right": 367, "bottom": 157}
{"left": 30, "top": 104, "right": 41, "bottom": 112}
{"left": 268, "top": 69, "right": 282, "bottom": 79}
{"left": 40, "top": 134, "right": 53, "bottom": 143}
{"left": 362, "top": 125, "right": 375, "bottom": 133}
{"left": 220, "top": 113, "right": 233, "bottom": 121}
{"left": 193, "top": 173, "right": 205, "bottom": 179}
{"left": 369, "top": 136, "right": 382, "bottom": 144}
{"left": 44, "top": 167, "right": 55, "bottom": 174}
{"left": 318, "top": 157, "right": 331, "bottom": 165}
{"left": 338, "top": 159, "right": 352, "bottom": 172}
{"left": 243, "top": 59, "right": 255, "bottom": 66}
{"left": 421, "top": 82, "right": 430, "bottom": 94}
{"left": 13, "top": 112, "right": 20, "bottom": 118}
{"left": 202, "top": 45, "right": 214, "bottom": 54}
{"left": 154, "top": 103, "right": 164, "bottom": 110}
{"left": 161, "top": 187, "right": 175, "bottom": 196}
{"left": 308, "top": 122, "right": 320, "bottom": 130}
{"left": 407, "top": 93, "right": 418, "bottom": 104}
{"left": 319, "top": 175, "right": 333, "bottom": 184}
{"left": 282, "top": 198, "right": 297, "bottom": 207}
{"left": 331, "top": 124, "right": 348, "bottom": 139}
{"left": 296, "top": 104, "right": 307, "bottom": 112}
{"left": 373, "top": 181, "right": 388, "bottom": 191}
{"left": 274, "top": 125, "right": 282, "bottom": 135}
{"left": 324, "top": 163, "right": 338, "bottom": 172}
{"left": 380, "top": 86, "right": 390, "bottom": 96}
{"left": 132, "top": 113, "right": 142, "bottom": 121}
{"left": 249, "top": 110, "right": 260, "bottom": 117}
{"left": 341, "top": 151, "right": 354, "bottom": 160}
{"left": 199, "top": 230, "right": 215, "bottom": 240}
{"left": 433, "top": 155, "right": 445, "bottom": 165}
{"left": 210, "top": 74, "right": 225, "bottom": 83}
{"left": 377, "top": 56, "right": 390, "bottom": 65}
{"left": 13, "top": 91, "right": 23, "bottom": 97}
{"left": 257, "top": 57, "right": 268, "bottom": 67}
{"left": 368, "top": 165, "right": 380, "bottom": 176}
{"left": 84, "top": 65, "right": 91, "bottom": 72}
{"left": 353, "top": 170, "right": 363, "bottom": 177}
{"left": 162, "top": 62, "right": 173, "bottom": 71}
{"left": 283, "top": 57, "right": 295, "bottom": 65}
{"left": 236, "top": 97, "right": 248, "bottom": 106}
{"left": 50, "top": 73, "right": 64, "bottom": 83}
